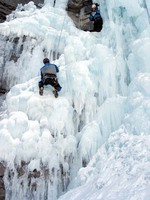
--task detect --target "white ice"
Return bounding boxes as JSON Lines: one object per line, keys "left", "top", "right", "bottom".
{"left": 0, "top": 0, "right": 150, "bottom": 199}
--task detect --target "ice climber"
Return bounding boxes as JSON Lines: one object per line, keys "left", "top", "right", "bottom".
{"left": 89, "top": 3, "right": 103, "bottom": 32}
{"left": 39, "top": 58, "right": 62, "bottom": 98}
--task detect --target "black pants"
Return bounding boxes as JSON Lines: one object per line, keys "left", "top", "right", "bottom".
{"left": 93, "top": 17, "right": 103, "bottom": 32}
{"left": 39, "top": 77, "right": 61, "bottom": 91}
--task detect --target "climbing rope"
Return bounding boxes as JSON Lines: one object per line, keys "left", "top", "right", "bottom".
{"left": 55, "top": 13, "right": 67, "bottom": 58}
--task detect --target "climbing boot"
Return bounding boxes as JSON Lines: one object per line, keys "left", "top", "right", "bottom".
{"left": 39, "top": 87, "right": 44, "bottom": 96}
{"left": 53, "top": 89, "right": 58, "bottom": 98}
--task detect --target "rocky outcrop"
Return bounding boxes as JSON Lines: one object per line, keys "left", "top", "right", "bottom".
{"left": 67, "top": 0, "right": 92, "bottom": 12}
{"left": 67, "top": 0, "right": 92, "bottom": 30}
{"left": 0, "top": 160, "right": 71, "bottom": 199}
{"left": 0, "top": 163, "right": 5, "bottom": 200}
{"left": 0, "top": 1, "right": 15, "bottom": 23}
{"left": 0, "top": 35, "right": 26, "bottom": 92}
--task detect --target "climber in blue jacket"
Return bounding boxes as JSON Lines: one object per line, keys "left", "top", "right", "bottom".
{"left": 89, "top": 3, "right": 103, "bottom": 32}
{"left": 39, "top": 58, "right": 62, "bottom": 97}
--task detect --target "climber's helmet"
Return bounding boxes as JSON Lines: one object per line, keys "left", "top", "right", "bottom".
{"left": 43, "top": 58, "right": 50, "bottom": 64}
{"left": 92, "top": 4, "right": 96, "bottom": 11}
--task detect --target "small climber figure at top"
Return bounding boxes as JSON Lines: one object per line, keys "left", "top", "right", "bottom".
{"left": 89, "top": 3, "right": 103, "bottom": 32}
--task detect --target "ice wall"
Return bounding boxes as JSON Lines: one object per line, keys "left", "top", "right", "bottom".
{"left": 0, "top": 0, "right": 149, "bottom": 200}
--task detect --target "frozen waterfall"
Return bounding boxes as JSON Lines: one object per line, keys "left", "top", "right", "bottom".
{"left": 0, "top": 0, "right": 150, "bottom": 200}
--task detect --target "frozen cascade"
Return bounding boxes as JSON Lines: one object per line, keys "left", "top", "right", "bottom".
{"left": 0, "top": 1, "right": 67, "bottom": 91}
{"left": 0, "top": 34, "right": 63, "bottom": 90}
{"left": 0, "top": 0, "right": 149, "bottom": 200}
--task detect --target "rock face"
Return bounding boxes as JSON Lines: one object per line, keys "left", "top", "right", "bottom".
{"left": 0, "top": 163, "right": 5, "bottom": 200}
{"left": 0, "top": 1, "right": 15, "bottom": 23}
{"left": 0, "top": 160, "right": 71, "bottom": 199}
{"left": 67, "top": 0, "right": 92, "bottom": 12}
{"left": 0, "top": 0, "right": 44, "bottom": 23}
{"left": 67, "top": 0, "right": 92, "bottom": 30}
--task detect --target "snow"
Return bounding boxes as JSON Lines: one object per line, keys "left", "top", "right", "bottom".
{"left": 0, "top": 0, "right": 150, "bottom": 199}
{"left": 59, "top": 129, "right": 150, "bottom": 200}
